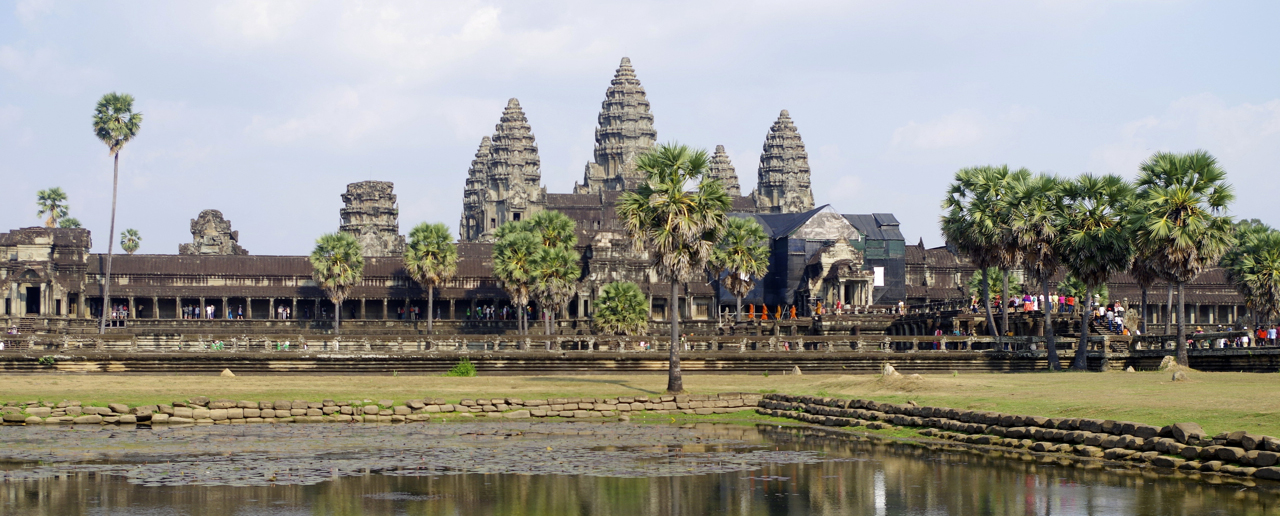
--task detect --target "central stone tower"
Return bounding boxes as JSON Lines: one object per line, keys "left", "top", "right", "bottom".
{"left": 340, "top": 180, "right": 406, "bottom": 257}
{"left": 573, "top": 57, "right": 657, "bottom": 194}
{"left": 750, "top": 110, "right": 815, "bottom": 214}
{"left": 457, "top": 99, "right": 547, "bottom": 242}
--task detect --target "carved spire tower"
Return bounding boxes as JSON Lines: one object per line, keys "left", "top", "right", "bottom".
{"left": 459, "top": 99, "right": 547, "bottom": 242}
{"left": 750, "top": 110, "right": 814, "bottom": 214}
{"left": 706, "top": 145, "right": 741, "bottom": 196}
{"left": 573, "top": 57, "right": 657, "bottom": 194}
{"left": 340, "top": 181, "right": 407, "bottom": 257}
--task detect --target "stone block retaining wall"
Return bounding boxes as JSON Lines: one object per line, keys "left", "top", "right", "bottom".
{"left": 0, "top": 393, "right": 762, "bottom": 426}
{"left": 757, "top": 393, "right": 1280, "bottom": 482}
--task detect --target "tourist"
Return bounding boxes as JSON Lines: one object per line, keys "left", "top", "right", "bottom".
{"left": 1066, "top": 296, "right": 1075, "bottom": 313}
{"left": 1269, "top": 326, "right": 1278, "bottom": 346}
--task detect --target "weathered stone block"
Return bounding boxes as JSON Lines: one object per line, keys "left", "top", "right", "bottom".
{"left": 209, "top": 409, "right": 228, "bottom": 421}
{"left": 504, "top": 410, "right": 531, "bottom": 419}
{"left": 306, "top": 408, "right": 323, "bottom": 416}
{"left": 1252, "top": 451, "right": 1280, "bottom": 467}
{"left": 1151, "top": 456, "right": 1184, "bottom": 468}
{"left": 1217, "top": 447, "right": 1247, "bottom": 463}
{"left": 1254, "top": 466, "right": 1280, "bottom": 480}
{"left": 209, "top": 400, "right": 236, "bottom": 410}
{"left": 1172, "top": 422, "right": 1207, "bottom": 444}
{"left": 290, "top": 409, "right": 306, "bottom": 416}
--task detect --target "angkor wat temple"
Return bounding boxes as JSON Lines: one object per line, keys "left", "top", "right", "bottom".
{"left": 0, "top": 58, "right": 1249, "bottom": 335}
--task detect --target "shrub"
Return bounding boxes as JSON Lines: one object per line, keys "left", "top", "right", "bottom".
{"left": 444, "top": 358, "right": 477, "bottom": 377}
{"left": 38, "top": 356, "right": 56, "bottom": 366}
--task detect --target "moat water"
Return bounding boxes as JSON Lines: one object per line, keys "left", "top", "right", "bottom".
{"left": 1, "top": 422, "right": 1277, "bottom": 515}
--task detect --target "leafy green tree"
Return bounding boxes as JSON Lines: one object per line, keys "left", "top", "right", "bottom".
{"left": 36, "top": 187, "right": 69, "bottom": 228}
{"left": 530, "top": 244, "right": 581, "bottom": 335}
{"left": 1059, "top": 174, "right": 1134, "bottom": 370}
{"left": 310, "top": 232, "right": 365, "bottom": 334}
{"left": 92, "top": 92, "right": 143, "bottom": 335}
{"left": 1007, "top": 173, "right": 1065, "bottom": 369}
{"left": 1056, "top": 274, "right": 1108, "bottom": 304}
{"left": 1222, "top": 226, "right": 1280, "bottom": 327}
{"left": 617, "top": 143, "right": 731, "bottom": 393}
{"left": 712, "top": 217, "right": 769, "bottom": 321}
{"left": 1131, "top": 151, "right": 1235, "bottom": 366}
{"left": 58, "top": 218, "right": 82, "bottom": 228}
{"left": 493, "top": 231, "right": 539, "bottom": 335}
{"left": 405, "top": 222, "right": 459, "bottom": 334}
{"left": 592, "top": 281, "right": 649, "bottom": 336}
{"left": 941, "top": 166, "right": 1024, "bottom": 341}
{"left": 120, "top": 228, "right": 141, "bottom": 255}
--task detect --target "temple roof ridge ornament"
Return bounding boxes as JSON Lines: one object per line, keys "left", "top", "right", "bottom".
{"left": 179, "top": 209, "right": 248, "bottom": 256}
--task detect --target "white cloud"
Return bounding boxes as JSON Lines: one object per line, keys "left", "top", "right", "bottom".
{"left": 891, "top": 110, "right": 985, "bottom": 150}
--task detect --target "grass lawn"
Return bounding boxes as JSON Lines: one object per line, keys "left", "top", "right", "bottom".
{"left": 3, "top": 371, "right": 1277, "bottom": 437}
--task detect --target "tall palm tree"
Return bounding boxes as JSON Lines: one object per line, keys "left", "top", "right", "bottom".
{"left": 36, "top": 187, "right": 69, "bottom": 228}
{"left": 1222, "top": 222, "right": 1279, "bottom": 328}
{"left": 941, "top": 166, "right": 1024, "bottom": 342}
{"left": 59, "top": 218, "right": 82, "bottom": 228}
{"left": 617, "top": 143, "right": 731, "bottom": 394}
{"left": 1007, "top": 173, "right": 1065, "bottom": 369}
{"left": 527, "top": 210, "right": 578, "bottom": 249}
{"left": 713, "top": 217, "right": 770, "bottom": 322}
{"left": 310, "top": 232, "right": 365, "bottom": 334}
{"left": 120, "top": 229, "right": 141, "bottom": 255}
{"left": 404, "top": 222, "right": 459, "bottom": 334}
{"left": 1059, "top": 174, "right": 1134, "bottom": 370}
{"left": 530, "top": 245, "right": 581, "bottom": 335}
{"left": 1131, "top": 151, "right": 1235, "bottom": 366}
{"left": 592, "top": 281, "right": 649, "bottom": 336}
{"left": 92, "top": 92, "right": 143, "bottom": 335}
{"left": 493, "top": 231, "right": 539, "bottom": 335}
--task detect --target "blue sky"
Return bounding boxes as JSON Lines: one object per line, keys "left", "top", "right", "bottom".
{"left": 1, "top": 0, "right": 1277, "bottom": 254}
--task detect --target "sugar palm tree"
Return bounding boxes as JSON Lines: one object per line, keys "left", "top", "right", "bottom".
{"left": 713, "top": 217, "right": 770, "bottom": 322}
{"left": 1007, "top": 173, "right": 1065, "bottom": 369}
{"left": 527, "top": 210, "right": 578, "bottom": 249}
{"left": 404, "top": 222, "right": 459, "bottom": 334}
{"left": 592, "top": 281, "right": 649, "bottom": 336}
{"left": 36, "top": 187, "right": 69, "bottom": 228}
{"left": 1128, "top": 252, "right": 1160, "bottom": 335}
{"left": 530, "top": 244, "right": 581, "bottom": 335}
{"left": 59, "top": 218, "right": 82, "bottom": 228}
{"left": 493, "top": 231, "right": 539, "bottom": 335}
{"left": 120, "top": 229, "right": 141, "bottom": 255}
{"left": 1222, "top": 222, "right": 1279, "bottom": 328}
{"left": 941, "top": 166, "right": 1024, "bottom": 342}
{"left": 617, "top": 143, "right": 731, "bottom": 394}
{"left": 1059, "top": 174, "right": 1134, "bottom": 370}
{"left": 92, "top": 92, "right": 143, "bottom": 335}
{"left": 1131, "top": 151, "right": 1235, "bottom": 366}
{"left": 310, "top": 232, "right": 365, "bottom": 334}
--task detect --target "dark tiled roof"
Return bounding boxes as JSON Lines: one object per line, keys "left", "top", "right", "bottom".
{"left": 843, "top": 214, "right": 904, "bottom": 241}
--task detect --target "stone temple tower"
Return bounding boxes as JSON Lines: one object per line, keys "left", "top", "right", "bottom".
{"left": 706, "top": 145, "right": 742, "bottom": 196}
{"left": 573, "top": 57, "right": 657, "bottom": 194}
{"left": 340, "top": 180, "right": 406, "bottom": 257}
{"left": 750, "top": 110, "right": 815, "bottom": 214}
{"left": 458, "top": 98, "right": 547, "bottom": 242}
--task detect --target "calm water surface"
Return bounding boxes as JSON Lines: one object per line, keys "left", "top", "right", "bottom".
{"left": 1, "top": 422, "right": 1278, "bottom": 515}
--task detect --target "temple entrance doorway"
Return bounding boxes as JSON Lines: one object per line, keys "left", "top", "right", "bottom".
{"left": 25, "top": 287, "right": 40, "bottom": 314}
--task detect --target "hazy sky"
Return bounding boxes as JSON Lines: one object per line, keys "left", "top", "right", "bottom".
{"left": 1, "top": 1, "right": 1277, "bottom": 255}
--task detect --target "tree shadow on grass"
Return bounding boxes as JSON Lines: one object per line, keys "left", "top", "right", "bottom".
{"left": 525, "top": 377, "right": 661, "bottom": 395}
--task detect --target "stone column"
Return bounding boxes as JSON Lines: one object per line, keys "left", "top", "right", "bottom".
{"left": 1193, "top": 303, "right": 1200, "bottom": 324}
{"left": 77, "top": 294, "right": 86, "bottom": 319}
{"left": 382, "top": 298, "right": 389, "bottom": 320}
{"left": 359, "top": 299, "right": 366, "bottom": 320}
{"left": 127, "top": 296, "right": 135, "bottom": 319}
{"left": 221, "top": 297, "right": 228, "bottom": 320}
{"left": 405, "top": 298, "right": 412, "bottom": 320}
{"left": 291, "top": 298, "right": 297, "bottom": 319}
{"left": 449, "top": 298, "right": 456, "bottom": 320}
{"left": 152, "top": 297, "right": 159, "bottom": 319}
{"left": 268, "top": 298, "right": 275, "bottom": 320}
{"left": 246, "top": 298, "right": 253, "bottom": 319}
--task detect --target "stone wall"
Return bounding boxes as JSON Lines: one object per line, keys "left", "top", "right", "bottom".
{"left": 757, "top": 393, "right": 1280, "bottom": 481}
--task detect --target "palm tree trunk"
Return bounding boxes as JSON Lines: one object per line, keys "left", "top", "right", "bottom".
{"left": 427, "top": 285, "right": 434, "bottom": 335}
{"left": 1072, "top": 285, "right": 1093, "bottom": 370}
{"left": 1042, "top": 275, "right": 1060, "bottom": 370}
{"left": 98, "top": 152, "right": 120, "bottom": 335}
{"left": 1176, "top": 281, "right": 1188, "bottom": 366}
{"left": 1001, "top": 270, "right": 1010, "bottom": 339}
{"left": 1140, "top": 286, "right": 1148, "bottom": 335}
{"left": 736, "top": 296, "right": 742, "bottom": 323}
{"left": 981, "top": 269, "right": 999, "bottom": 345}
{"left": 667, "top": 280, "right": 683, "bottom": 393}
{"left": 334, "top": 297, "right": 342, "bottom": 335}
{"left": 1165, "top": 284, "right": 1173, "bottom": 335}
